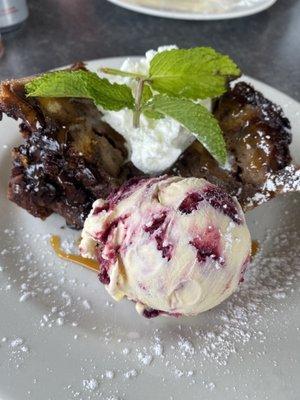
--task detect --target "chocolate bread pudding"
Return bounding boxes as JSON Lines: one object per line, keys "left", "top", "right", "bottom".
{"left": 0, "top": 69, "right": 298, "bottom": 228}
{"left": 0, "top": 66, "right": 141, "bottom": 228}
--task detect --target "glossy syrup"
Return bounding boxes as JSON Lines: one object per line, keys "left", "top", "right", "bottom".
{"left": 50, "top": 235, "right": 99, "bottom": 273}
{"left": 251, "top": 240, "right": 260, "bottom": 257}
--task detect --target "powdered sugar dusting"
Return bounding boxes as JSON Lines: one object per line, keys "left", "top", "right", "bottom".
{"left": 246, "top": 164, "right": 300, "bottom": 209}
{"left": 0, "top": 193, "right": 299, "bottom": 399}
{"left": 82, "top": 378, "right": 98, "bottom": 392}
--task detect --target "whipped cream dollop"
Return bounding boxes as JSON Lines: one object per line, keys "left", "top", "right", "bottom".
{"left": 80, "top": 176, "right": 251, "bottom": 317}
{"left": 101, "top": 46, "right": 211, "bottom": 174}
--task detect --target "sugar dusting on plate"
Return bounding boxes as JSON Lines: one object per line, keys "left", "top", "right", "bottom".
{"left": 0, "top": 196, "right": 299, "bottom": 399}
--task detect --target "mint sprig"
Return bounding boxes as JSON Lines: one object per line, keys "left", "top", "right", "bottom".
{"left": 26, "top": 70, "right": 134, "bottom": 111}
{"left": 25, "top": 47, "right": 240, "bottom": 165}
{"left": 143, "top": 95, "right": 227, "bottom": 165}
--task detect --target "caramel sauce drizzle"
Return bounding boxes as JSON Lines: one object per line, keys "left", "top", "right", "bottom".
{"left": 50, "top": 235, "right": 99, "bottom": 273}
{"left": 251, "top": 240, "right": 260, "bottom": 257}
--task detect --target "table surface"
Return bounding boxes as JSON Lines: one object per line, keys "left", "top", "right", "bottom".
{"left": 0, "top": 0, "right": 299, "bottom": 102}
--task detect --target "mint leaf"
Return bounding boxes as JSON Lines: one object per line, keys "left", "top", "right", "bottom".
{"left": 143, "top": 94, "right": 227, "bottom": 165}
{"left": 141, "top": 84, "right": 162, "bottom": 120}
{"left": 141, "top": 84, "right": 153, "bottom": 103}
{"left": 25, "top": 70, "right": 134, "bottom": 111}
{"left": 149, "top": 47, "right": 240, "bottom": 100}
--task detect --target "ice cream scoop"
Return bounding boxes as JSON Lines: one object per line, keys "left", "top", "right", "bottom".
{"left": 80, "top": 176, "right": 251, "bottom": 317}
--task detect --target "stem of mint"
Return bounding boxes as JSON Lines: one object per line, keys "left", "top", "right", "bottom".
{"left": 133, "top": 79, "right": 145, "bottom": 128}
{"left": 100, "top": 67, "right": 147, "bottom": 80}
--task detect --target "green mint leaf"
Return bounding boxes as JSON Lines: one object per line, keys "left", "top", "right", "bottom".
{"left": 149, "top": 47, "right": 240, "bottom": 100}
{"left": 141, "top": 84, "right": 162, "bottom": 120}
{"left": 143, "top": 94, "right": 227, "bottom": 165}
{"left": 25, "top": 70, "right": 134, "bottom": 111}
{"left": 141, "top": 84, "right": 153, "bottom": 103}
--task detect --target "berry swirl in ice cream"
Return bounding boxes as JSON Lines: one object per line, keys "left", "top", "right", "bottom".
{"left": 80, "top": 176, "right": 251, "bottom": 317}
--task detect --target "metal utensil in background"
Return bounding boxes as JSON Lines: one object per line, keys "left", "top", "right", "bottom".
{"left": 0, "top": 0, "right": 28, "bottom": 33}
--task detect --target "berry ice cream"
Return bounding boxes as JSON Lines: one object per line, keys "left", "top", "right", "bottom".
{"left": 80, "top": 176, "right": 251, "bottom": 317}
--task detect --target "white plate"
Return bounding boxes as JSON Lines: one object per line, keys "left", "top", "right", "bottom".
{"left": 106, "top": 0, "right": 277, "bottom": 20}
{"left": 0, "top": 57, "right": 299, "bottom": 400}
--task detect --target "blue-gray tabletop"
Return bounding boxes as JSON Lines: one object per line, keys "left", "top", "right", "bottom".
{"left": 0, "top": 0, "right": 299, "bottom": 102}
